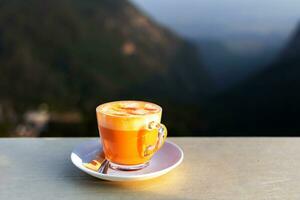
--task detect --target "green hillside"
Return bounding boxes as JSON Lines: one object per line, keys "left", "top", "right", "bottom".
{"left": 0, "top": 0, "right": 212, "bottom": 136}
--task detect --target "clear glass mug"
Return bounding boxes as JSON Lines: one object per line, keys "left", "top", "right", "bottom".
{"left": 96, "top": 101, "right": 167, "bottom": 170}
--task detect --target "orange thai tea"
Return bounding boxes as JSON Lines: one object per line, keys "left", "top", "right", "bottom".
{"left": 96, "top": 101, "right": 167, "bottom": 170}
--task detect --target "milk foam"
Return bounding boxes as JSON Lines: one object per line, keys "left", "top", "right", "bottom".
{"left": 96, "top": 101, "right": 162, "bottom": 130}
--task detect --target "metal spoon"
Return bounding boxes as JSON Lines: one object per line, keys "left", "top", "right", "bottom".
{"left": 83, "top": 151, "right": 109, "bottom": 174}
{"left": 98, "top": 159, "right": 109, "bottom": 174}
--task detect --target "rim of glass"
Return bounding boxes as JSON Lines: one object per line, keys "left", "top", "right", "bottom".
{"left": 96, "top": 100, "right": 162, "bottom": 118}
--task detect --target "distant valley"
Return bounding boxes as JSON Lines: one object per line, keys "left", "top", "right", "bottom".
{"left": 194, "top": 33, "right": 286, "bottom": 90}
{"left": 204, "top": 24, "right": 300, "bottom": 135}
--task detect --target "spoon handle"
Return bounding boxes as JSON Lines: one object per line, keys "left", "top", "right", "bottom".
{"left": 99, "top": 160, "right": 109, "bottom": 174}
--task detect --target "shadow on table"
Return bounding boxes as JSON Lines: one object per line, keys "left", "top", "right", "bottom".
{"left": 62, "top": 160, "right": 196, "bottom": 200}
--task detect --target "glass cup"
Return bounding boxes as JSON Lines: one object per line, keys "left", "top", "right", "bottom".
{"left": 96, "top": 101, "right": 167, "bottom": 170}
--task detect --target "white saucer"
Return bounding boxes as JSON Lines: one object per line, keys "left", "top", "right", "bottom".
{"left": 71, "top": 139, "right": 184, "bottom": 181}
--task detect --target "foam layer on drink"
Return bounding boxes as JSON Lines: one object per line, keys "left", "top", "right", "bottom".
{"left": 96, "top": 101, "right": 162, "bottom": 131}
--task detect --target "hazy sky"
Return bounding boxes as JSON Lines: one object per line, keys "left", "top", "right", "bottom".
{"left": 130, "top": 0, "right": 300, "bottom": 39}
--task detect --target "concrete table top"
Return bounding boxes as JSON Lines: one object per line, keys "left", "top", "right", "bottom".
{"left": 0, "top": 137, "right": 300, "bottom": 200}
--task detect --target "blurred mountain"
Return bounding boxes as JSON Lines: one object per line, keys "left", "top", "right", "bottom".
{"left": 206, "top": 24, "right": 300, "bottom": 135}
{"left": 195, "top": 34, "right": 284, "bottom": 91}
{"left": 0, "top": 0, "right": 211, "bottom": 136}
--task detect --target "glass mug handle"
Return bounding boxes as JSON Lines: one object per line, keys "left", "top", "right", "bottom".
{"left": 143, "top": 121, "right": 168, "bottom": 157}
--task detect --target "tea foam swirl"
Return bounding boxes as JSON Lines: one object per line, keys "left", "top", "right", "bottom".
{"left": 96, "top": 101, "right": 162, "bottom": 131}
